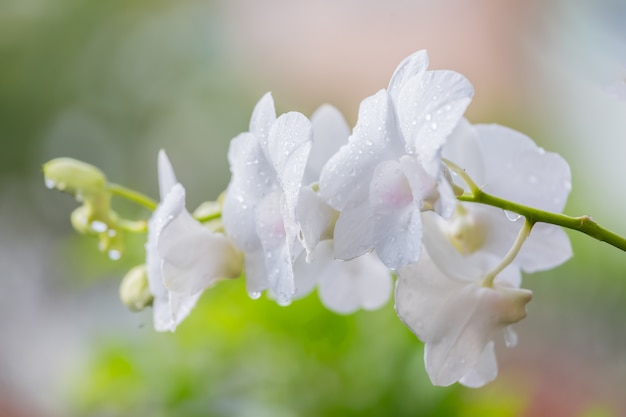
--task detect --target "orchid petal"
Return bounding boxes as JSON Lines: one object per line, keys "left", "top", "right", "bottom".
{"left": 370, "top": 159, "right": 422, "bottom": 269}
{"left": 397, "top": 70, "right": 473, "bottom": 176}
{"left": 266, "top": 111, "right": 313, "bottom": 219}
{"left": 319, "top": 89, "right": 403, "bottom": 210}
{"left": 318, "top": 246, "right": 392, "bottom": 314}
{"left": 458, "top": 341, "right": 498, "bottom": 388}
{"left": 387, "top": 50, "right": 430, "bottom": 102}
{"left": 158, "top": 150, "right": 178, "bottom": 199}
{"left": 159, "top": 206, "right": 241, "bottom": 295}
{"left": 222, "top": 132, "right": 276, "bottom": 252}
{"left": 305, "top": 104, "right": 350, "bottom": 184}
{"left": 255, "top": 191, "right": 296, "bottom": 304}
{"left": 296, "top": 186, "right": 337, "bottom": 260}
{"left": 516, "top": 223, "right": 573, "bottom": 273}
{"left": 249, "top": 92, "right": 277, "bottom": 145}
{"left": 442, "top": 118, "right": 485, "bottom": 188}
{"left": 168, "top": 291, "right": 202, "bottom": 331}
{"left": 332, "top": 201, "right": 374, "bottom": 261}
{"left": 475, "top": 124, "right": 572, "bottom": 212}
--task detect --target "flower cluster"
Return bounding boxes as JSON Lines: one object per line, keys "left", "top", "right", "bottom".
{"left": 44, "top": 50, "right": 573, "bottom": 388}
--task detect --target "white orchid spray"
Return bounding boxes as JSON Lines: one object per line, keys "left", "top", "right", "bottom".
{"left": 43, "top": 49, "right": 626, "bottom": 388}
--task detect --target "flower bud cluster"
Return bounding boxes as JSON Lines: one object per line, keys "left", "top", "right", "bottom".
{"left": 43, "top": 158, "right": 124, "bottom": 260}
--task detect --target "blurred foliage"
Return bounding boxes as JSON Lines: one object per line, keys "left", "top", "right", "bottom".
{"left": 69, "top": 277, "right": 488, "bottom": 417}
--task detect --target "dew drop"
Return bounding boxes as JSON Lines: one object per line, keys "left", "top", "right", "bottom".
{"left": 503, "top": 210, "right": 521, "bottom": 222}
{"left": 249, "top": 291, "right": 262, "bottom": 300}
{"left": 432, "top": 95, "right": 438, "bottom": 101}
{"left": 424, "top": 114, "right": 432, "bottom": 122}
{"left": 430, "top": 122, "right": 438, "bottom": 131}
{"left": 108, "top": 249, "right": 121, "bottom": 261}
{"left": 44, "top": 178, "right": 56, "bottom": 189}
{"left": 564, "top": 180, "right": 572, "bottom": 191}
{"left": 91, "top": 221, "right": 107, "bottom": 233}
{"left": 276, "top": 293, "right": 292, "bottom": 307}
{"left": 444, "top": 104, "right": 452, "bottom": 112}
{"left": 107, "top": 229, "right": 117, "bottom": 237}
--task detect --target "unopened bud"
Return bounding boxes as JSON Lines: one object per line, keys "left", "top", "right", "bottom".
{"left": 43, "top": 158, "right": 107, "bottom": 198}
{"left": 120, "top": 265, "right": 153, "bottom": 312}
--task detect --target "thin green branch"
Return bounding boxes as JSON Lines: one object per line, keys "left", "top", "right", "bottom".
{"left": 443, "top": 158, "right": 626, "bottom": 253}
{"left": 107, "top": 183, "right": 158, "bottom": 211}
{"left": 459, "top": 187, "right": 626, "bottom": 253}
{"left": 482, "top": 219, "right": 533, "bottom": 287}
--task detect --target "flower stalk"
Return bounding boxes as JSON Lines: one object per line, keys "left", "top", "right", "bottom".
{"left": 444, "top": 159, "right": 626, "bottom": 253}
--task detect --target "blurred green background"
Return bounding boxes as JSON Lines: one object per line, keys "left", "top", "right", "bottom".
{"left": 1, "top": 0, "right": 625, "bottom": 416}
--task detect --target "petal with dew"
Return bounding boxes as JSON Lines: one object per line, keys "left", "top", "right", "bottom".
{"left": 255, "top": 191, "right": 296, "bottom": 304}
{"left": 249, "top": 92, "right": 277, "bottom": 146}
{"left": 319, "top": 89, "right": 404, "bottom": 210}
{"left": 397, "top": 70, "right": 473, "bottom": 176}
{"left": 370, "top": 159, "right": 422, "bottom": 269}
{"left": 475, "top": 124, "right": 571, "bottom": 213}
{"left": 222, "top": 132, "right": 276, "bottom": 252}
{"left": 266, "top": 111, "right": 312, "bottom": 219}
{"left": 387, "top": 49, "right": 430, "bottom": 102}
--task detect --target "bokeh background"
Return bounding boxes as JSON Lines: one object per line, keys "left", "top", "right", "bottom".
{"left": 1, "top": 0, "right": 625, "bottom": 416}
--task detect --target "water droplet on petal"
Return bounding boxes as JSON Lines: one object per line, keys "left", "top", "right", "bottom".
{"left": 503, "top": 210, "right": 521, "bottom": 222}
{"left": 424, "top": 114, "right": 432, "bottom": 122}
{"left": 430, "top": 122, "right": 438, "bottom": 131}
{"left": 564, "top": 180, "right": 572, "bottom": 191}
{"left": 444, "top": 104, "right": 452, "bottom": 112}
{"left": 91, "top": 221, "right": 107, "bottom": 233}
{"left": 107, "top": 229, "right": 117, "bottom": 237}
{"left": 108, "top": 249, "right": 121, "bottom": 261}
{"left": 249, "top": 291, "right": 262, "bottom": 300}
{"left": 45, "top": 178, "right": 56, "bottom": 189}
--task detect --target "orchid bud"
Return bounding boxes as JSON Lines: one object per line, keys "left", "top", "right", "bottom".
{"left": 43, "top": 158, "right": 107, "bottom": 199}
{"left": 119, "top": 265, "right": 153, "bottom": 312}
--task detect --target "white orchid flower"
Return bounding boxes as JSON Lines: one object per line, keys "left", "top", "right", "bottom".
{"left": 292, "top": 105, "right": 392, "bottom": 313}
{"left": 318, "top": 50, "right": 474, "bottom": 269}
{"left": 395, "top": 248, "right": 532, "bottom": 387}
{"left": 146, "top": 151, "right": 242, "bottom": 332}
{"left": 428, "top": 120, "right": 573, "bottom": 273}
{"left": 222, "top": 93, "right": 313, "bottom": 304}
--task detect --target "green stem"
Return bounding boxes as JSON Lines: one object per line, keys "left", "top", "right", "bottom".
{"left": 443, "top": 159, "right": 626, "bottom": 253}
{"left": 482, "top": 219, "right": 533, "bottom": 287}
{"left": 107, "top": 183, "right": 158, "bottom": 211}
